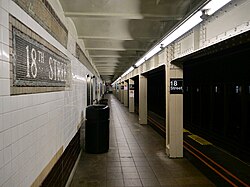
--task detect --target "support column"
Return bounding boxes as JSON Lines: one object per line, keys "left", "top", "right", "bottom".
{"left": 118, "top": 82, "right": 121, "bottom": 101}
{"left": 139, "top": 75, "right": 147, "bottom": 124}
{"left": 113, "top": 84, "right": 115, "bottom": 97}
{"left": 124, "top": 81, "right": 128, "bottom": 107}
{"left": 120, "top": 82, "right": 124, "bottom": 103}
{"left": 113, "top": 85, "right": 116, "bottom": 97}
{"left": 129, "top": 79, "right": 134, "bottom": 112}
{"left": 115, "top": 83, "right": 120, "bottom": 99}
{"left": 165, "top": 64, "right": 183, "bottom": 158}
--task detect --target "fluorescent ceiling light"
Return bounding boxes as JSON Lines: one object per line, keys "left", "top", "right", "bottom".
{"left": 135, "top": 44, "right": 161, "bottom": 67}
{"left": 203, "top": 0, "right": 232, "bottom": 15}
{"left": 135, "top": 58, "right": 145, "bottom": 67}
{"left": 161, "top": 0, "right": 232, "bottom": 47}
{"left": 111, "top": 76, "right": 121, "bottom": 86}
{"left": 161, "top": 12, "right": 202, "bottom": 47}
{"left": 121, "top": 66, "right": 134, "bottom": 77}
{"left": 134, "top": 10, "right": 203, "bottom": 67}
{"left": 116, "top": 0, "right": 232, "bottom": 81}
{"left": 144, "top": 44, "right": 162, "bottom": 61}
{"left": 111, "top": 66, "right": 134, "bottom": 85}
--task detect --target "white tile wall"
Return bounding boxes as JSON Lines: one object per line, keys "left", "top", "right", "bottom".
{"left": 0, "top": 25, "right": 9, "bottom": 45}
{"left": 0, "top": 149, "right": 3, "bottom": 167}
{"left": 0, "top": 166, "right": 3, "bottom": 185}
{"left": 0, "top": 79, "right": 10, "bottom": 96}
{"left": 0, "top": 8, "right": 8, "bottom": 28}
{"left": 0, "top": 0, "right": 9, "bottom": 12}
{"left": 0, "top": 116, "right": 3, "bottom": 133}
{"left": 0, "top": 43, "right": 2, "bottom": 60}
{"left": 0, "top": 1, "right": 101, "bottom": 186}
{"left": 3, "top": 176, "right": 13, "bottom": 187}
{"left": 0, "top": 97, "right": 3, "bottom": 114}
{"left": 3, "top": 129, "right": 11, "bottom": 148}
{"left": 0, "top": 6, "right": 10, "bottom": 98}
{"left": 3, "top": 161, "right": 12, "bottom": 185}
{"left": 11, "top": 172, "right": 20, "bottom": 187}
{"left": 0, "top": 61, "right": 10, "bottom": 78}
{"left": 3, "top": 145, "right": 11, "bottom": 165}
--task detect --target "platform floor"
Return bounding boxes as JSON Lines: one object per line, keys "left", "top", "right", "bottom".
{"left": 69, "top": 94, "right": 215, "bottom": 187}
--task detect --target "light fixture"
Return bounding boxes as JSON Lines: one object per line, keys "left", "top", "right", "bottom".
{"left": 112, "top": 0, "right": 232, "bottom": 85}
{"left": 203, "top": 0, "right": 232, "bottom": 16}
{"left": 133, "top": 10, "right": 203, "bottom": 68}
{"left": 121, "top": 66, "right": 134, "bottom": 77}
{"left": 111, "top": 76, "right": 121, "bottom": 86}
{"left": 144, "top": 44, "right": 161, "bottom": 61}
{"left": 135, "top": 58, "right": 145, "bottom": 67}
{"left": 161, "top": 10, "right": 203, "bottom": 48}
{"left": 160, "top": 0, "right": 232, "bottom": 47}
{"left": 200, "top": 9, "right": 209, "bottom": 20}
{"left": 136, "top": 0, "right": 232, "bottom": 67}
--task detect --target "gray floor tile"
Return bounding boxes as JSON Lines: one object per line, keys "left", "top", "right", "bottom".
{"left": 107, "top": 166, "right": 122, "bottom": 173}
{"left": 124, "top": 178, "right": 142, "bottom": 186}
{"left": 138, "top": 171, "right": 157, "bottom": 179}
{"left": 107, "top": 179, "right": 124, "bottom": 187}
{"left": 122, "top": 166, "right": 138, "bottom": 173}
{"left": 134, "top": 161, "right": 150, "bottom": 167}
{"left": 123, "top": 172, "right": 140, "bottom": 179}
{"left": 121, "top": 161, "right": 135, "bottom": 167}
{"left": 69, "top": 94, "right": 215, "bottom": 187}
{"left": 141, "top": 178, "right": 161, "bottom": 186}
{"left": 107, "top": 172, "right": 123, "bottom": 180}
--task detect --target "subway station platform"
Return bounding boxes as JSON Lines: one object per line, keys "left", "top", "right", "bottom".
{"left": 69, "top": 94, "right": 215, "bottom": 187}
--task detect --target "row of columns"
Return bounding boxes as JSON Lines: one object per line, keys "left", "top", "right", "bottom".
{"left": 113, "top": 64, "right": 183, "bottom": 158}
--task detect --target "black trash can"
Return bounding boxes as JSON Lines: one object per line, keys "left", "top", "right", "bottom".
{"left": 85, "top": 104, "right": 110, "bottom": 153}
{"left": 98, "top": 98, "right": 108, "bottom": 105}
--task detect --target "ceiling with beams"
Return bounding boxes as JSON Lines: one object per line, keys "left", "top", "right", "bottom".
{"left": 59, "top": 0, "right": 207, "bottom": 83}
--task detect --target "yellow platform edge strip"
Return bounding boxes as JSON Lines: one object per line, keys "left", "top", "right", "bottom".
{"left": 188, "top": 134, "right": 212, "bottom": 145}
{"left": 183, "top": 129, "right": 190, "bottom": 133}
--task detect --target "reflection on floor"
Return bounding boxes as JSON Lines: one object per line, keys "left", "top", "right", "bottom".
{"left": 70, "top": 94, "right": 215, "bottom": 187}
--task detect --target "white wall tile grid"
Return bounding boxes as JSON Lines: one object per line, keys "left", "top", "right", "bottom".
{"left": 0, "top": 0, "right": 102, "bottom": 186}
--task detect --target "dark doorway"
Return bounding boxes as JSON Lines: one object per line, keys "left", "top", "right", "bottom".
{"left": 144, "top": 65, "right": 166, "bottom": 136}
{"left": 183, "top": 38, "right": 250, "bottom": 163}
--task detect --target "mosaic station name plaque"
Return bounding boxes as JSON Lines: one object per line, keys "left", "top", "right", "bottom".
{"left": 13, "top": 28, "right": 69, "bottom": 87}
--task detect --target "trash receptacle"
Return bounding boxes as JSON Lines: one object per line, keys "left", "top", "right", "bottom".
{"left": 98, "top": 98, "right": 108, "bottom": 105}
{"left": 85, "top": 104, "right": 110, "bottom": 153}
